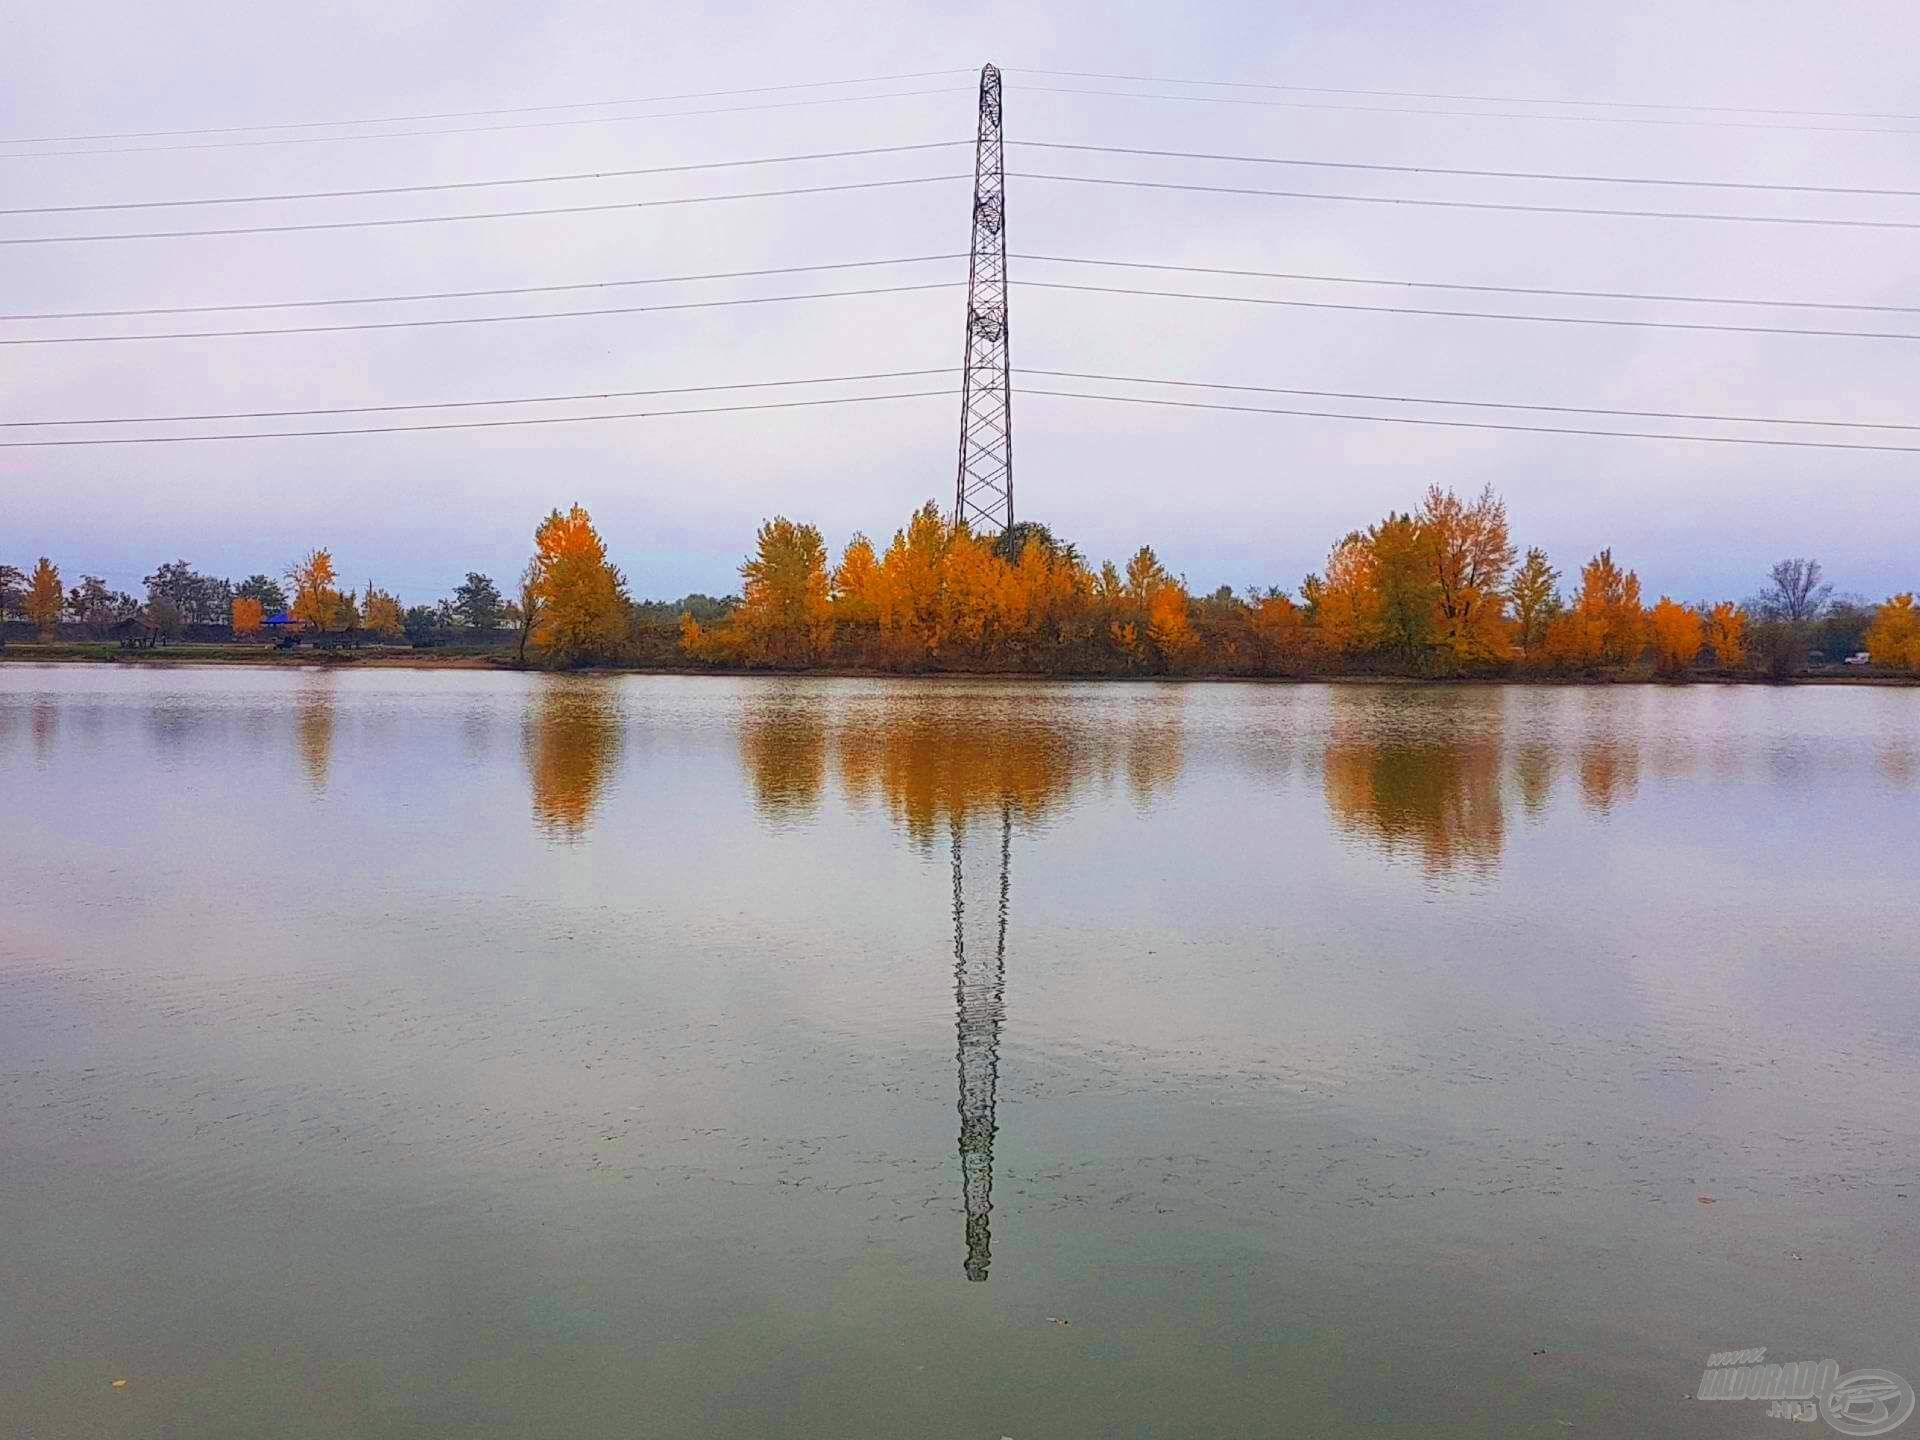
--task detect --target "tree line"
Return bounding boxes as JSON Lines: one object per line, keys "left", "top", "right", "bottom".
{"left": 6, "top": 488, "right": 1916, "bottom": 676}
{"left": 684, "top": 487, "right": 1920, "bottom": 679}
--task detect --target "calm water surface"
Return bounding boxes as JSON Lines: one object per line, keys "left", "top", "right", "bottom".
{"left": 3, "top": 666, "right": 1917, "bottom": 1438}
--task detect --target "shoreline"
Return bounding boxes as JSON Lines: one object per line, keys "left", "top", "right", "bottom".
{"left": 3, "top": 646, "right": 1915, "bottom": 686}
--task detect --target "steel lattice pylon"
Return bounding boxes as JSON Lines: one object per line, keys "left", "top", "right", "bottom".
{"left": 953, "top": 63, "right": 1012, "bottom": 536}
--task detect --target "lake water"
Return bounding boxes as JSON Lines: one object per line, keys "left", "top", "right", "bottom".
{"left": 3, "top": 666, "right": 1917, "bottom": 1438}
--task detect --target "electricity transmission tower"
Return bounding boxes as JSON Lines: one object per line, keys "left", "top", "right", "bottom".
{"left": 953, "top": 63, "right": 1013, "bottom": 536}
{"left": 952, "top": 805, "right": 1012, "bottom": 1281}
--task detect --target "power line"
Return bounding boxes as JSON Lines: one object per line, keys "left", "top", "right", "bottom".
{"left": 0, "top": 87, "right": 974, "bottom": 160}
{"left": 1008, "top": 81, "right": 1920, "bottom": 137}
{"left": 1009, "top": 67, "right": 1920, "bottom": 125}
{"left": 0, "top": 256, "right": 963, "bottom": 321}
{"left": 0, "top": 173, "right": 969, "bottom": 246}
{"left": 1016, "top": 278, "right": 1920, "bottom": 342}
{"left": 1019, "top": 369, "right": 1920, "bottom": 431}
{"left": 1008, "top": 254, "right": 1920, "bottom": 316}
{"left": 2, "top": 368, "right": 955, "bottom": 426}
{"left": 1023, "top": 387, "right": 1920, "bottom": 453}
{"left": 0, "top": 388, "right": 955, "bottom": 447}
{"left": 10, "top": 251, "right": 1909, "bottom": 326}
{"left": 1014, "top": 140, "right": 1920, "bottom": 199}
{"left": 11, "top": 164, "right": 1910, "bottom": 247}
{"left": 1009, "top": 171, "right": 1920, "bottom": 231}
{"left": 15, "top": 137, "right": 1909, "bottom": 222}
{"left": 0, "top": 280, "right": 960, "bottom": 345}
{"left": 0, "top": 69, "right": 973, "bottom": 145}
{"left": 9, "top": 364, "right": 1911, "bottom": 434}
{"left": 13, "top": 377, "right": 1920, "bottom": 453}
{"left": 15, "top": 275, "right": 1920, "bottom": 347}
{"left": 0, "top": 142, "right": 971, "bottom": 216}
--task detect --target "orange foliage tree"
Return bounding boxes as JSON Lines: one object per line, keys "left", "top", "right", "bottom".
{"left": 24, "top": 558, "right": 63, "bottom": 636}
{"left": 1420, "top": 483, "right": 1515, "bottom": 662}
{"left": 1546, "top": 549, "right": 1645, "bottom": 669}
{"left": 1866, "top": 593, "right": 1920, "bottom": 670}
{"left": 286, "top": 549, "right": 340, "bottom": 631}
{"left": 1307, "top": 532, "right": 1382, "bottom": 657}
{"left": 735, "top": 516, "right": 833, "bottom": 665}
{"left": 1647, "top": 597, "right": 1704, "bottom": 676}
{"left": 231, "top": 596, "right": 265, "bottom": 637}
{"left": 1705, "top": 602, "right": 1747, "bottom": 668}
{"left": 361, "top": 584, "right": 404, "bottom": 638}
{"left": 530, "top": 504, "right": 628, "bottom": 666}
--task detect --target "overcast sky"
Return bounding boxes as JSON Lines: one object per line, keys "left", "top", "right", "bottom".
{"left": 4, "top": 0, "right": 1918, "bottom": 606}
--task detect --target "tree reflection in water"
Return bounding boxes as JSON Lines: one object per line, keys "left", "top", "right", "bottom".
{"left": 738, "top": 690, "right": 828, "bottom": 823}
{"left": 524, "top": 679, "right": 623, "bottom": 840}
{"left": 294, "top": 677, "right": 335, "bottom": 792}
{"left": 1321, "top": 691, "right": 1506, "bottom": 875}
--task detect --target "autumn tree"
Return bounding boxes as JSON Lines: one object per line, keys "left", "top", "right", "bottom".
{"left": 1368, "top": 512, "right": 1439, "bottom": 666}
{"left": 232, "top": 596, "right": 266, "bottom": 637}
{"left": 1420, "top": 484, "right": 1515, "bottom": 662}
{"left": 1704, "top": 602, "right": 1747, "bottom": 668}
{"left": 1646, "top": 597, "right": 1703, "bottom": 677}
{"left": 830, "top": 534, "right": 882, "bottom": 625}
{"left": 24, "top": 558, "right": 62, "bottom": 636}
{"left": 1550, "top": 549, "right": 1645, "bottom": 668}
{"left": 1309, "top": 532, "right": 1382, "bottom": 656}
{"left": 1865, "top": 593, "right": 1920, "bottom": 671}
{"left": 362, "top": 584, "right": 404, "bottom": 638}
{"left": 286, "top": 549, "right": 341, "bottom": 630}
{"left": 940, "top": 526, "right": 1005, "bottom": 659}
{"left": 874, "top": 502, "right": 953, "bottom": 661}
{"left": 1248, "top": 590, "right": 1310, "bottom": 673}
{"left": 735, "top": 515, "right": 833, "bottom": 665}
{"left": 529, "top": 504, "right": 628, "bottom": 666}
{"left": 1506, "top": 547, "right": 1561, "bottom": 660}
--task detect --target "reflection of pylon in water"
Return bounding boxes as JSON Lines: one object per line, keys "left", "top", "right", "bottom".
{"left": 952, "top": 804, "right": 1012, "bottom": 1281}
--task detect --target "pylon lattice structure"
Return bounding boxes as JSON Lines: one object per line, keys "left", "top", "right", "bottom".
{"left": 953, "top": 63, "right": 1013, "bottom": 536}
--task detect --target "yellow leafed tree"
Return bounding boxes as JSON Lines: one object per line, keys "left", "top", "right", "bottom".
{"left": 1866, "top": 593, "right": 1920, "bottom": 670}
{"left": 286, "top": 549, "right": 340, "bottom": 630}
{"left": 735, "top": 515, "right": 834, "bottom": 665}
{"left": 362, "top": 584, "right": 404, "bottom": 638}
{"left": 232, "top": 596, "right": 265, "bottom": 636}
{"left": 1312, "top": 533, "right": 1382, "bottom": 655}
{"left": 830, "top": 534, "right": 882, "bottom": 624}
{"left": 1647, "top": 597, "right": 1703, "bottom": 676}
{"left": 24, "top": 558, "right": 62, "bottom": 636}
{"left": 530, "top": 504, "right": 628, "bottom": 666}
{"left": 1705, "top": 601, "right": 1747, "bottom": 667}
{"left": 1420, "top": 483, "right": 1516, "bottom": 661}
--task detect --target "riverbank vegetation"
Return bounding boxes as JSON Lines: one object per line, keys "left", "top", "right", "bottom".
{"left": 5, "top": 489, "right": 1916, "bottom": 680}
{"left": 680, "top": 488, "right": 1917, "bottom": 681}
